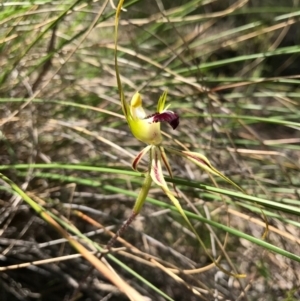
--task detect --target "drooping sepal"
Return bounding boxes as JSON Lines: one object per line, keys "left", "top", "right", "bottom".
{"left": 150, "top": 146, "right": 168, "bottom": 189}
{"left": 160, "top": 146, "right": 178, "bottom": 194}
{"left": 159, "top": 146, "right": 173, "bottom": 179}
{"left": 151, "top": 155, "right": 246, "bottom": 279}
{"left": 132, "top": 145, "right": 152, "bottom": 171}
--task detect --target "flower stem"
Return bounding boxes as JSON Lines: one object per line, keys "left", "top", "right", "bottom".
{"left": 100, "top": 172, "right": 152, "bottom": 258}
{"left": 133, "top": 171, "right": 152, "bottom": 213}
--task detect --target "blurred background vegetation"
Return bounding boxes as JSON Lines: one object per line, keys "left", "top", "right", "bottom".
{"left": 0, "top": 0, "right": 300, "bottom": 300}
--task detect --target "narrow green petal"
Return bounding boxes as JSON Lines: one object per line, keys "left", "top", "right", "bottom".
{"left": 157, "top": 91, "right": 168, "bottom": 113}
{"left": 166, "top": 148, "right": 245, "bottom": 193}
{"left": 182, "top": 151, "right": 245, "bottom": 193}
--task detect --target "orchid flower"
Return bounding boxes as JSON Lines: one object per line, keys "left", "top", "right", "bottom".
{"left": 105, "top": 0, "right": 245, "bottom": 278}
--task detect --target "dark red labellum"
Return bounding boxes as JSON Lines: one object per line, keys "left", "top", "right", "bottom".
{"left": 147, "top": 111, "right": 179, "bottom": 129}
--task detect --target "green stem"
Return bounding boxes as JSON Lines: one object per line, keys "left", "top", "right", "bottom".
{"left": 100, "top": 171, "right": 152, "bottom": 257}
{"left": 133, "top": 172, "right": 152, "bottom": 213}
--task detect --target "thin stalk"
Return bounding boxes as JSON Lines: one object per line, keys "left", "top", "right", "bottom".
{"left": 100, "top": 172, "right": 152, "bottom": 258}
{"left": 133, "top": 172, "right": 152, "bottom": 213}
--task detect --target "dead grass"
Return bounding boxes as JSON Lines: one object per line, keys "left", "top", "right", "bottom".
{"left": 1, "top": 0, "right": 300, "bottom": 300}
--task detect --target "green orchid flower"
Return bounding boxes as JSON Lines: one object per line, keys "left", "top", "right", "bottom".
{"left": 125, "top": 91, "right": 179, "bottom": 146}
{"left": 106, "top": 0, "right": 246, "bottom": 278}
{"left": 129, "top": 90, "right": 242, "bottom": 193}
